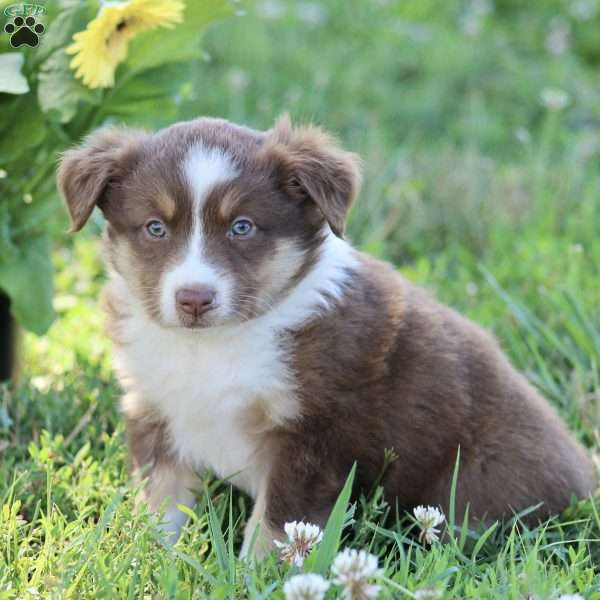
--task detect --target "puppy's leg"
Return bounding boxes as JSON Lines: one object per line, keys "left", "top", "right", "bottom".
{"left": 240, "top": 482, "right": 285, "bottom": 560}
{"left": 244, "top": 446, "right": 345, "bottom": 561}
{"left": 125, "top": 400, "right": 198, "bottom": 542}
{"left": 141, "top": 462, "right": 198, "bottom": 542}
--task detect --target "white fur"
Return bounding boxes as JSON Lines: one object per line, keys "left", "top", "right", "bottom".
{"left": 114, "top": 231, "right": 358, "bottom": 521}
{"left": 160, "top": 144, "right": 239, "bottom": 325}
{"left": 184, "top": 143, "right": 238, "bottom": 210}
{"left": 150, "top": 463, "right": 197, "bottom": 541}
{"left": 159, "top": 236, "right": 235, "bottom": 325}
{"left": 260, "top": 232, "right": 358, "bottom": 329}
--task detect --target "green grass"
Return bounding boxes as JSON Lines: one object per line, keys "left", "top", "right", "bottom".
{"left": 2, "top": 0, "right": 600, "bottom": 597}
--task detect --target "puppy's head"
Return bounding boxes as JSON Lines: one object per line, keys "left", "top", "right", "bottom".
{"left": 58, "top": 116, "right": 361, "bottom": 329}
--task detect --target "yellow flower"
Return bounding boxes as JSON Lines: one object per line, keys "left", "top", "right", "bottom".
{"left": 67, "top": 0, "right": 184, "bottom": 89}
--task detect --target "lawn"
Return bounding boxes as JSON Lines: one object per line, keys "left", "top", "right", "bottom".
{"left": 1, "top": 0, "right": 600, "bottom": 598}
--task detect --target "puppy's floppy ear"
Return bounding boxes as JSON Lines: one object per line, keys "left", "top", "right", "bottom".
{"left": 57, "top": 127, "right": 147, "bottom": 232}
{"left": 264, "top": 114, "right": 362, "bottom": 238}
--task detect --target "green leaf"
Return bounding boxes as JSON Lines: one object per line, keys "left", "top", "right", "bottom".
{"left": 0, "top": 91, "right": 22, "bottom": 133}
{"left": 35, "top": 3, "right": 100, "bottom": 121}
{"left": 0, "top": 234, "right": 55, "bottom": 334}
{"left": 101, "top": 63, "right": 188, "bottom": 125}
{"left": 448, "top": 446, "right": 461, "bottom": 540}
{"left": 0, "top": 53, "right": 29, "bottom": 94}
{"left": 126, "top": 0, "right": 234, "bottom": 72}
{"left": 470, "top": 521, "right": 499, "bottom": 563}
{"left": 206, "top": 492, "right": 229, "bottom": 576}
{"left": 0, "top": 92, "right": 46, "bottom": 163}
{"left": 38, "top": 48, "right": 101, "bottom": 122}
{"left": 309, "top": 463, "right": 356, "bottom": 575}
{"left": 0, "top": 202, "right": 15, "bottom": 259}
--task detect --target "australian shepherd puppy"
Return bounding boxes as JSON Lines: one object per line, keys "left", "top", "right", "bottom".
{"left": 58, "top": 115, "right": 596, "bottom": 556}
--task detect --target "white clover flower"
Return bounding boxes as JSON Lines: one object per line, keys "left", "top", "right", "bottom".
{"left": 546, "top": 17, "right": 570, "bottom": 55}
{"left": 0, "top": 169, "right": 7, "bottom": 179}
{"left": 471, "top": 0, "right": 494, "bottom": 17}
{"left": 284, "top": 574, "right": 330, "bottom": 600}
{"left": 413, "top": 505, "right": 445, "bottom": 545}
{"left": 225, "top": 68, "right": 249, "bottom": 92}
{"left": 541, "top": 88, "right": 570, "bottom": 112}
{"left": 331, "top": 548, "right": 383, "bottom": 600}
{"left": 460, "top": 14, "right": 482, "bottom": 36}
{"left": 415, "top": 588, "right": 443, "bottom": 599}
{"left": 459, "top": 0, "right": 493, "bottom": 36}
{"left": 569, "top": 0, "right": 597, "bottom": 20}
{"left": 466, "top": 282, "right": 479, "bottom": 296}
{"left": 514, "top": 127, "right": 531, "bottom": 144}
{"left": 296, "top": 2, "right": 327, "bottom": 27}
{"left": 274, "top": 521, "right": 323, "bottom": 567}
{"left": 556, "top": 595, "right": 584, "bottom": 600}
{"left": 258, "top": 0, "right": 285, "bottom": 19}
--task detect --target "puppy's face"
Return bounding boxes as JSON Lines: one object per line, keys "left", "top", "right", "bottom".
{"left": 58, "top": 117, "right": 360, "bottom": 329}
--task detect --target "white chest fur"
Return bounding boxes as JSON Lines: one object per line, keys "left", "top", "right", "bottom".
{"left": 115, "top": 314, "right": 296, "bottom": 497}
{"left": 112, "top": 233, "right": 358, "bottom": 499}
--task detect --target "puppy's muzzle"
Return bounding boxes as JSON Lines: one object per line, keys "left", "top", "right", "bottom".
{"left": 175, "top": 286, "right": 217, "bottom": 320}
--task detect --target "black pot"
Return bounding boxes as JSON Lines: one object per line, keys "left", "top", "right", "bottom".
{"left": 0, "top": 293, "right": 16, "bottom": 382}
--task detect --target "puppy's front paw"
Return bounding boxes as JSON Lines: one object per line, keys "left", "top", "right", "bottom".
{"left": 158, "top": 505, "right": 190, "bottom": 545}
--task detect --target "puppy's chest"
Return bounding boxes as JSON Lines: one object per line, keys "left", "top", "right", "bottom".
{"left": 115, "top": 318, "right": 298, "bottom": 496}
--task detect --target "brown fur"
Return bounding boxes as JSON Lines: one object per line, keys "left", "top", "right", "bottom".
{"left": 58, "top": 115, "right": 597, "bottom": 554}
{"left": 267, "top": 255, "right": 596, "bottom": 529}
{"left": 262, "top": 114, "right": 362, "bottom": 237}
{"left": 58, "top": 128, "right": 149, "bottom": 232}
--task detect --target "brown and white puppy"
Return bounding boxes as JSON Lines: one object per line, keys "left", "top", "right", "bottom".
{"left": 58, "top": 116, "right": 596, "bottom": 555}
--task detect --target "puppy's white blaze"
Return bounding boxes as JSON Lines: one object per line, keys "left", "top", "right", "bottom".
{"left": 160, "top": 144, "right": 238, "bottom": 324}
{"left": 183, "top": 142, "right": 239, "bottom": 212}
{"left": 159, "top": 231, "right": 235, "bottom": 324}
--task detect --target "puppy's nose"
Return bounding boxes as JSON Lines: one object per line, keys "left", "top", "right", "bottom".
{"left": 175, "top": 286, "right": 216, "bottom": 318}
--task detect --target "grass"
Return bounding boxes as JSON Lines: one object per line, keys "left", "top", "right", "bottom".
{"left": 2, "top": 0, "right": 600, "bottom": 597}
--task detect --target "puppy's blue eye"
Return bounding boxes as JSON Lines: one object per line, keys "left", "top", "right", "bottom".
{"left": 231, "top": 219, "right": 254, "bottom": 237}
{"left": 146, "top": 220, "right": 167, "bottom": 238}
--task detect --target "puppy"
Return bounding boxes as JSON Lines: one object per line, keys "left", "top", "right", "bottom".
{"left": 58, "top": 116, "right": 596, "bottom": 554}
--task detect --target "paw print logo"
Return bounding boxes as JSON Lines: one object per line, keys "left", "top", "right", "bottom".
{"left": 4, "top": 15, "right": 45, "bottom": 48}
